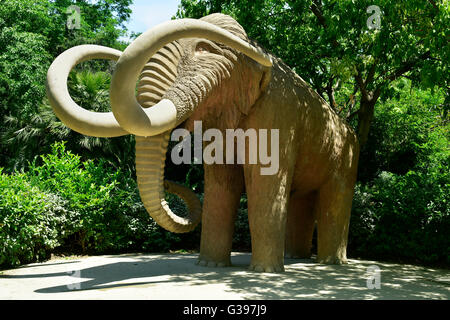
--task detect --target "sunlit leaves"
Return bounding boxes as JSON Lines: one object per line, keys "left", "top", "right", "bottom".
{"left": 178, "top": 0, "right": 448, "bottom": 125}
{"left": 0, "top": 0, "right": 134, "bottom": 171}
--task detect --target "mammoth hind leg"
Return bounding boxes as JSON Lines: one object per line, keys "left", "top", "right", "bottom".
{"left": 285, "top": 190, "right": 317, "bottom": 259}
{"left": 315, "top": 176, "right": 355, "bottom": 264}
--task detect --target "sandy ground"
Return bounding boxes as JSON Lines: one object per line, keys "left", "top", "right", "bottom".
{"left": 0, "top": 252, "right": 448, "bottom": 300}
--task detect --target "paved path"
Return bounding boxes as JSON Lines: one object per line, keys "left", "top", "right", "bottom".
{"left": 0, "top": 253, "right": 448, "bottom": 299}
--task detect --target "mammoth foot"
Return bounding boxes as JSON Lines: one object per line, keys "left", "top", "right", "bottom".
{"left": 248, "top": 263, "right": 284, "bottom": 273}
{"left": 196, "top": 258, "right": 230, "bottom": 268}
{"left": 316, "top": 256, "right": 348, "bottom": 265}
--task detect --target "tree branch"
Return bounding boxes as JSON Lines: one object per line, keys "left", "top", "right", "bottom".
{"left": 373, "top": 86, "right": 381, "bottom": 102}
{"left": 325, "top": 77, "right": 338, "bottom": 111}
{"left": 355, "top": 71, "right": 368, "bottom": 100}
{"left": 310, "top": 0, "right": 327, "bottom": 28}
{"left": 383, "top": 51, "right": 431, "bottom": 82}
{"left": 310, "top": 0, "right": 340, "bottom": 48}
{"left": 345, "top": 84, "right": 359, "bottom": 118}
{"left": 347, "top": 109, "right": 360, "bottom": 121}
{"left": 365, "top": 62, "right": 377, "bottom": 88}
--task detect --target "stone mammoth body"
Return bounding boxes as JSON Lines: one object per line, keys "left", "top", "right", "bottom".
{"left": 46, "top": 14, "right": 359, "bottom": 272}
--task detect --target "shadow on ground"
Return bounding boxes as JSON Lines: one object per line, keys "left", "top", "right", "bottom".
{"left": 1, "top": 253, "right": 448, "bottom": 299}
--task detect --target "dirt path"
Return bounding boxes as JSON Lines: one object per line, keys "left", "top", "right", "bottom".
{"left": 1, "top": 252, "right": 448, "bottom": 299}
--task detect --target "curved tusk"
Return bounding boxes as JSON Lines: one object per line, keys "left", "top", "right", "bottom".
{"left": 110, "top": 18, "right": 273, "bottom": 137}
{"left": 46, "top": 45, "right": 129, "bottom": 137}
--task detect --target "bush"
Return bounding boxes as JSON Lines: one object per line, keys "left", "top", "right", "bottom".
{"left": 349, "top": 83, "right": 449, "bottom": 266}
{"left": 349, "top": 168, "right": 449, "bottom": 265}
{"left": 0, "top": 170, "right": 66, "bottom": 267}
{"left": 0, "top": 142, "right": 185, "bottom": 269}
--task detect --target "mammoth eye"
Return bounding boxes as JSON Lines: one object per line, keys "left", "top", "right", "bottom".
{"left": 196, "top": 47, "right": 209, "bottom": 54}
{"left": 195, "top": 41, "right": 220, "bottom": 55}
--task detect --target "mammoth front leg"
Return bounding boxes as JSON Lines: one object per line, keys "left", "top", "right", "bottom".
{"left": 245, "top": 165, "right": 293, "bottom": 272}
{"left": 198, "top": 164, "right": 244, "bottom": 267}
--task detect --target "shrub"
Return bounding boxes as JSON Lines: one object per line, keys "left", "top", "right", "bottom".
{"left": 349, "top": 83, "right": 449, "bottom": 266}
{"left": 27, "top": 142, "right": 126, "bottom": 252}
{"left": 0, "top": 169, "right": 67, "bottom": 267}
{"left": 0, "top": 142, "right": 185, "bottom": 268}
{"left": 349, "top": 168, "right": 449, "bottom": 265}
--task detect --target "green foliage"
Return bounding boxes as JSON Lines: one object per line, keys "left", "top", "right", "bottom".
{"left": 177, "top": 0, "right": 449, "bottom": 143}
{"left": 0, "top": 0, "right": 133, "bottom": 171}
{"left": 358, "top": 79, "right": 447, "bottom": 181}
{"left": 0, "top": 26, "right": 51, "bottom": 169}
{"left": 349, "top": 82, "right": 449, "bottom": 265}
{"left": 350, "top": 169, "right": 449, "bottom": 265}
{"left": 0, "top": 143, "right": 182, "bottom": 269}
{"left": 27, "top": 142, "right": 124, "bottom": 252}
{"left": 0, "top": 169, "right": 66, "bottom": 267}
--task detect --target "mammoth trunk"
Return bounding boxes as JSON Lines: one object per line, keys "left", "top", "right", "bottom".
{"left": 135, "top": 134, "right": 201, "bottom": 233}
{"left": 134, "top": 40, "right": 201, "bottom": 233}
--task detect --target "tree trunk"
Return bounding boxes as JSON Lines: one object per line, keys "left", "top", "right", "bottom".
{"left": 357, "top": 97, "right": 376, "bottom": 147}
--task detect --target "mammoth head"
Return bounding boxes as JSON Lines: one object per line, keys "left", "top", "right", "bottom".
{"left": 111, "top": 13, "right": 272, "bottom": 136}
{"left": 46, "top": 14, "right": 272, "bottom": 233}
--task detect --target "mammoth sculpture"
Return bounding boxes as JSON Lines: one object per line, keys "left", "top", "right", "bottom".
{"left": 46, "top": 13, "right": 359, "bottom": 272}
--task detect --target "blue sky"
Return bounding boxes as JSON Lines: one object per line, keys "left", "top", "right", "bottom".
{"left": 124, "top": 0, "right": 182, "bottom": 35}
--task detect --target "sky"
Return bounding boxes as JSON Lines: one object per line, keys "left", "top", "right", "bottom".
{"left": 123, "top": 0, "right": 182, "bottom": 36}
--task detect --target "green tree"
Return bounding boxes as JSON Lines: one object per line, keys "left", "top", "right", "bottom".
{"left": 47, "top": 0, "right": 132, "bottom": 54}
{"left": 358, "top": 78, "right": 448, "bottom": 182}
{"left": 177, "top": 0, "right": 449, "bottom": 146}
{"left": 0, "top": 0, "right": 133, "bottom": 170}
{"left": 349, "top": 81, "right": 449, "bottom": 264}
